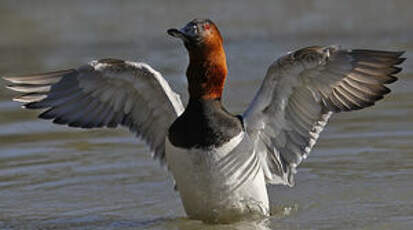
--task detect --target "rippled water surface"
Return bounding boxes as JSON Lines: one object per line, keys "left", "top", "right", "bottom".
{"left": 0, "top": 1, "right": 412, "bottom": 229}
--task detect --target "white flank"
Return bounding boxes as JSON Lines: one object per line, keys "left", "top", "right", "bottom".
{"left": 165, "top": 132, "right": 269, "bottom": 223}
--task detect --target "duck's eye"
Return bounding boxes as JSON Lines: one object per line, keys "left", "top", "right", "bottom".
{"left": 203, "top": 24, "right": 210, "bottom": 30}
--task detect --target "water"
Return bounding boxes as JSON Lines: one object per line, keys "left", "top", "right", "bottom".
{"left": 0, "top": 1, "right": 412, "bottom": 229}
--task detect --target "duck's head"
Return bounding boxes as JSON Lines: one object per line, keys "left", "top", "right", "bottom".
{"left": 168, "top": 18, "right": 227, "bottom": 100}
{"left": 167, "top": 18, "right": 223, "bottom": 50}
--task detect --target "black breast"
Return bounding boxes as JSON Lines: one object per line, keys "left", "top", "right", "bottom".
{"left": 168, "top": 98, "right": 243, "bottom": 149}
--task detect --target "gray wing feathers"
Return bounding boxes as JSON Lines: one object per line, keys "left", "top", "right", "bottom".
{"left": 4, "top": 59, "right": 184, "bottom": 162}
{"left": 244, "top": 46, "right": 405, "bottom": 186}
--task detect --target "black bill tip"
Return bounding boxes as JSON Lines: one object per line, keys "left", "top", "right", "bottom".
{"left": 167, "top": 28, "right": 182, "bottom": 38}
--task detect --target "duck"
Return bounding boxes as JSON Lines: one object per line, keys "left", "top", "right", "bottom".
{"left": 3, "top": 18, "right": 405, "bottom": 224}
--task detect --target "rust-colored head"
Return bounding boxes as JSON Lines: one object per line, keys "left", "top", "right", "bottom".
{"left": 168, "top": 19, "right": 227, "bottom": 100}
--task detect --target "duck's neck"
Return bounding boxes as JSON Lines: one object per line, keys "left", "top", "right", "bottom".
{"left": 186, "top": 43, "right": 227, "bottom": 100}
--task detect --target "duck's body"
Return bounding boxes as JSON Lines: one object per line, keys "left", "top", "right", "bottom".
{"left": 166, "top": 129, "right": 269, "bottom": 223}
{"left": 3, "top": 18, "right": 405, "bottom": 224}
{"left": 167, "top": 99, "right": 268, "bottom": 223}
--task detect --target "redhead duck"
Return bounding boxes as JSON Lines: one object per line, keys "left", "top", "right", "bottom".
{"left": 3, "top": 18, "right": 405, "bottom": 223}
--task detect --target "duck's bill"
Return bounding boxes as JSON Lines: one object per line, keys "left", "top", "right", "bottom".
{"left": 167, "top": 28, "right": 187, "bottom": 40}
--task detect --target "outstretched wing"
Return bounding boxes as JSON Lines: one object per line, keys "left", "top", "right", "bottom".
{"left": 3, "top": 58, "right": 185, "bottom": 162}
{"left": 243, "top": 46, "right": 405, "bottom": 186}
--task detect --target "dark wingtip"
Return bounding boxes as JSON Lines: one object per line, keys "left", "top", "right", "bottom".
{"left": 38, "top": 109, "right": 54, "bottom": 120}
{"left": 382, "top": 86, "right": 391, "bottom": 95}
{"left": 391, "top": 66, "right": 403, "bottom": 75}
{"left": 397, "top": 50, "right": 406, "bottom": 59}
{"left": 23, "top": 102, "right": 43, "bottom": 109}
{"left": 53, "top": 117, "right": 68, "bottom": 125}
{"left": 385, "top": 75, "right": 398, "bottom": 84}
{"left": 395, "top": 57, "right": 407, "bottom": 65}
